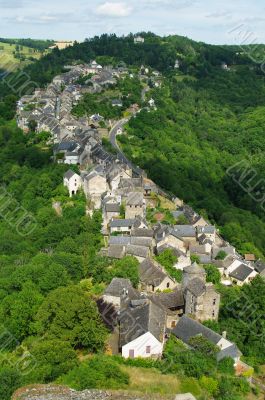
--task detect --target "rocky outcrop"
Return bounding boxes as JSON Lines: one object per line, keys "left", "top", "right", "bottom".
{"left": 12, "top": 385, "right": 173, "bottom": 400}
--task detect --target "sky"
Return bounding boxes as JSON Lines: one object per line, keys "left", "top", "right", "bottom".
{"left": 1, "top": 0, "right": 265, "bottom": 44}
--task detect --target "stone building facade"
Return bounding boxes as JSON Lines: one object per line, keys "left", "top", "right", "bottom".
{"left": 182, "top": 262, "right": 220, "bottom": 321}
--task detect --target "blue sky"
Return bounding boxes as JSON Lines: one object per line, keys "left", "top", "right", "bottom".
{"left": 1, "top": 0, "right": 265, "bottom": 44}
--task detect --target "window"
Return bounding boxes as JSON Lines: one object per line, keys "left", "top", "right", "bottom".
{"left": 146, "top": 346, "right": 151, "bottom": 354}
{"left": 212, "top": 310, "right": 215, "bottom": 317}
{"left": 171, "top": 321, "right": 176, "bottom": 328}
{"left": 167, "top": 282, "right": 170, "bottom": 288}
{"left": 213, "top": 299, "right": 216, "bottom": 305}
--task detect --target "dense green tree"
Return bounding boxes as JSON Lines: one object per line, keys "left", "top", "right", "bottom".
{"left": 27, "top": 339, "right": 78, "bottom": 383}
{"left": 34, "top": 285, "right": 108, "bottom": 351}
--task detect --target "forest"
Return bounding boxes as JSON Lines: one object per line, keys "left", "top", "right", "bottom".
{"left": 120, "top": 65, "right": 265, "bottom": 259}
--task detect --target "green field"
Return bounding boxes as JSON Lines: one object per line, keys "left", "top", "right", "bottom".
{"left": 0, "top": 41, "right": 47, "bottom": 72}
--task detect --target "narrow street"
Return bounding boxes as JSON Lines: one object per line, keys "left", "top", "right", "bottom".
{"left": 109, "top": 118, "right": 143, "bottom": 177}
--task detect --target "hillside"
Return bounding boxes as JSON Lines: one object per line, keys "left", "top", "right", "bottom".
{"left": 0, "top": 41, "right": 49, "bottom": 73}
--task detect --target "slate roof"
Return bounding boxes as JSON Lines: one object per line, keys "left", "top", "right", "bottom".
{"left": 57, "top": 141, "right": 77, "bottom": 152}
{"left": 197, "top": 225, "right": 215, "bottom": 234}
{"left": 198, "top": 254, "right": 212, "bottom": 264}
{"left": 126, "top": 244, "right": 149, "bottom": 258}
{"left": 109, "top": 236, "right": 131, "bottom": 246}
{"left": 108, "top": 245, "right": 125, "bottom": 259}
{"left": 130, "top": 237, "right": 152, "bottom": 248}
{"left": 110, "top": 218, "right": 135, "bottom": 228}
{"left": 131, "top": 228, "right": 153, "bottom": 238}
{"left": 105, "top": 203, "right": 120, "bottom": 213}
{"left": 119, "top": 178, "right": 143, "bottom": 189}
{"left": 64, "top": 169, "right": 75, "bottom": 180}
{"left": 173, "top": 315, "right": 221, "bottom": 344}
{"left": 183, "top": 262, "right": 206, "bottom": 276}
{"left": 104, "top": 278, "right": 133, "bottom": 296}
{"left": 174, "top": 225, "right": 196, "bottom": 238}
{"left": 217, "top": 343, "right": 242, "bottom": 362}
{"left": 186, "top": 277, "right": 206, "bottom": 297}
{"left": 139, "top": 259, "right": 168, "bottom": 286}
{"left": 126, "top": 192, "right": 144, "bottom": 206}
{"left": 119, "top": 299, "right": 166, "bottom": 346}
{"left": 229, "top": 264, "right": 255, "bottom": 281}
{"left": 104, "top": 278, "right": 138, "bottom": 300}
{"left": 153, "top": 223, "right": 170, "bottom": 242}
{"left": 148, "top": 288, "right": 184, "bottom": 310}
{"left": 254, "top": 259, "right": 265, "bottom": 274}
{"left": 190, "top": 244, "right": 210, "bottom": 255}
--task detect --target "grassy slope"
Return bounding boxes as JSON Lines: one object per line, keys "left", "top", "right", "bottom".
{"left": 0, "top": 42, "right": 47, "bottom": 72}
{"left": 120, "top": 366, "right": 202, "bottom": 398}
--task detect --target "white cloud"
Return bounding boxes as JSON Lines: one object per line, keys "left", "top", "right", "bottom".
{"left": 95, "top": 1, "right": 132, "bottom": 17}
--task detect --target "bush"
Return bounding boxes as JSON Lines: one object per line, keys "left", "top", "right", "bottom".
{"left": 59, "top": 356, "right": 129, "bottom": 390}
{"left": 199, "top": 375, "right": 219, "bottom": 396}
{"left": 217, "top": 357, "right": 235, "bottom": 375}
{"left": 0, "top": 367, "right": 21, "bottom": 400}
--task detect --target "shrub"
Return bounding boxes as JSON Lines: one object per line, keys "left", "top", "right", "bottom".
{"left": 59, "top": 356, "right": 129, "bottom": 390}
{"left": 199, "top": 375, "right": 219, "bottom": 396}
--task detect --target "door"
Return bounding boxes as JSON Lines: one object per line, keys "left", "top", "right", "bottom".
{"left": 129, "top": 349, "right": 134, "bottom": 358}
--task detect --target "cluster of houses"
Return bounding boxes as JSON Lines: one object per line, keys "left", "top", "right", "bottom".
{"left": 16, "top": 60, "right": 127, "bottom": 156}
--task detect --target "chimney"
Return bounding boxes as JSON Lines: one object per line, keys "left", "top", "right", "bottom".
{"left": 222, "top": 331, "right": 227, "bottom": 339}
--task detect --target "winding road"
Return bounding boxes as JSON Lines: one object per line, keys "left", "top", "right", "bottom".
{"left": 109, "top": 118, "right": 143, "bottom": 177}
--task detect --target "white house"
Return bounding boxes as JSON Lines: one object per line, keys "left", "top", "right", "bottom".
{"left": 63, "top": 170, "right": 83, "bottom": 197}
{"left": 148, "top": 98, "right": 155, "bottom": 108}
{"left": 134, "top": 36, "right": 145, "bottom": 44}
{"left": 109, "top": 218, "right": 136, "bottom": 234}
{"left": 120, "top": 299, "right": 166, "bottom": 359}
{"left": 122, "top": 331, "right": 163, "bottom": 359}
{"left": 84, "top": 60, "right": 103, "bottom": 74}
{"left": 229, "top": 264, "right": 258, "bottom": 286}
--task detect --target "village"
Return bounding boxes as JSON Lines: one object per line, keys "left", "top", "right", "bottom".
{"left": 16, "top": 58, "right": 265, "bottom": 375}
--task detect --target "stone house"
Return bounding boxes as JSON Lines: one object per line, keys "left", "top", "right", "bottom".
{"left": 139, "top": 259, "right": 176, "bottom": 292}
{"left": 103, "top": 278, "right": 140, "bottom": 309}
{"left": 148, "top": 288, "right": 185, "bottom": 329}
{"left": 126, "top": 245, "right": 150, "bottom": 262}
{"left": 155, "top": 225, "right": 186, "bottom": 253}
{"left": 83, "top": 170, "right": 108, "bottom": 209}
{"left": 119, "top": 298, "right": 166, "bottom": 359}
{"left": 125, "top": 192, "right": 145, "bottom": 219}
{"left": 182, "top": 263, "right": 220, "bottom": 321}
{"left": 174, "top": 225, "right": 197, "bottom": 246}
{"left": 63, "top": 170, "right": 83, "bottom": 197}
{"left": 197, "top": 225, "right": 216, "bottom": 242}
{"left": 229, "top": 264, "right": 257, "bottom": 286}
{"left": 109, "top": 218, "right": 135, "bottom": 234}
{"left": 104, "top": 203, "right": 121, "bottom": 224}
